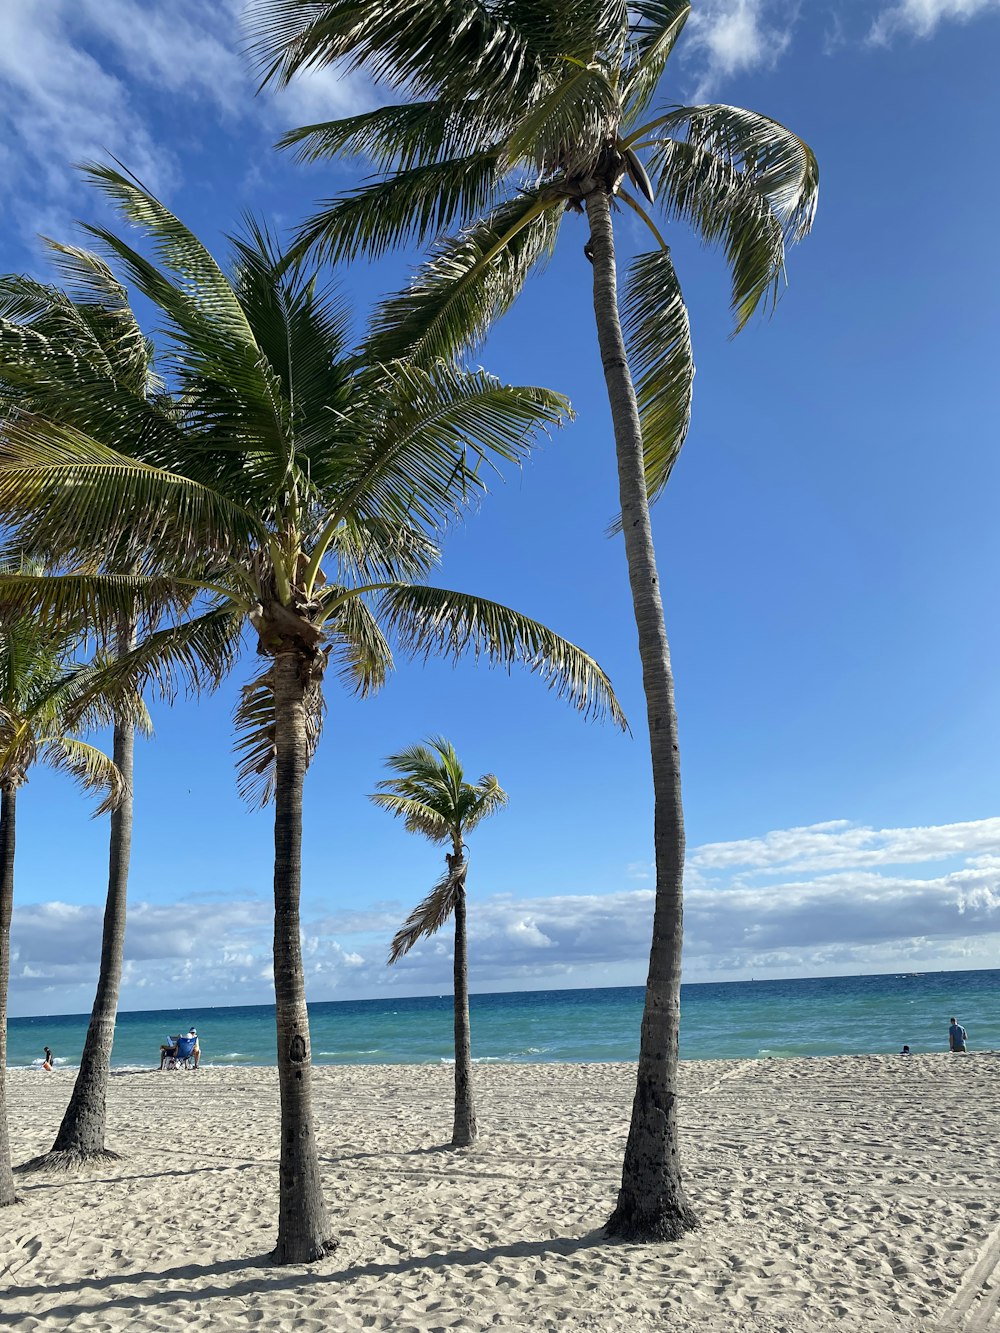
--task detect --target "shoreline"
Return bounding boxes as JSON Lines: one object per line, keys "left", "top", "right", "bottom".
{"left": 4, "top": 1053, "right": 998, "bottom": 1330}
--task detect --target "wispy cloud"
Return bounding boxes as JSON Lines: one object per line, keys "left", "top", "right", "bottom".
{"left": 870, "top": 0, "right": 1000, "bottom": 44}
{"left": 0, "top": 0, "right": 369, "bottom": 261}
{"left": 681, "top": 0, "right": 796, "bottom": 100}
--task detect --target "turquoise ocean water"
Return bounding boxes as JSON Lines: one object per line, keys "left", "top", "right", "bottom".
{"left": 8, "top": 969, "right": 1000, "bottom": 1070}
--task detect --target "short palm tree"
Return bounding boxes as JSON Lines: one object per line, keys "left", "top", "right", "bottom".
{"left": 0, "top": 167, "right": 624, "bottom": 1261}
{"left": 0, "top": 252, "right": 178, "bottom": 1170}
{"left": 0, "top": 581, "right": 127, "bottom": 1207}
{"left": 251, "top": 0, "right": 819, "bottom": 1240}
{"left": 372, "top": 737, "right": 507, "bottom": 1146}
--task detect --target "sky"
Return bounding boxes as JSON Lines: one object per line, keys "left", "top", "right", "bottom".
{"left": 2, "top": 0, "right": 999, "bottom": 1017}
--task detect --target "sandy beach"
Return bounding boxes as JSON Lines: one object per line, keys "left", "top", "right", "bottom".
{"left": 2, "top": 1053, "right": 997, "bottom": 1331}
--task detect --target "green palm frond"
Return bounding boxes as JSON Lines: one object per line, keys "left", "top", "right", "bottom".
{"left": 622, "top": 1, "right": 690, "bottom": 117}
{"left": 370, "top": 790, "right": 453, "bottom": 841}
{"left": 251, "top": 0, "right": 542, "bottom": 112}
{"left": 647, "top": 137, "right": 786, "bottom": 330}
{"left": 41, "top": 736, "right": 125, "bottom": 817}
{"left": 386, "top": 857, "right": 467, "bottom": 963}
{"left": 621, "top": 248, "right": 694, "bottom": 508}
{"left": 0, "top": 571, "right": 190, "bottom": 641}
{"left": 323, "top": 592, "right": 393, "bottom": 696}
{"left": 291, "top": 150, "right": 506, "bottom": 266}
{"left": 0, "top": 414, "right": 263, "bottom": 567}
{"left": 648, "top": 105, "right": 820, "bottom": 242}
{"left": 376, "top": 583, "right": 627, "bottom": 728}
{"left": 233, "top": 664, "right": 325, "bottom": 807}
{"left": 467, "top": 772, "right": 509, "bottom": 829}
{"left": 277, "top": 100, "right": 494, "bottom": 171}
{"left": 365, "top": 193, "right": 564, "bottom": 366}
{"left": 506, "top": 61, "right": 619, "bottom": 174}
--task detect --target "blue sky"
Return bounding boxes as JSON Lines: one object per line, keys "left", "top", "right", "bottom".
{"left": 2, "top": 0, "right": 1000, "bottom": 1017}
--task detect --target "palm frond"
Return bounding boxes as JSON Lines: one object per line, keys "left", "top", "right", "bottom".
{"left": 364, "top": 192, "right": 564, "bottom": 366}
{"left": 277, "top": 99, "right": 496, "bottom": 171}
{"left": 233, "top": 664, "right": 325, "bottom": 807}
{"left": 647, "top": 137, "right": 786, "bottom": 330}
{"left": 506, "top": 62, "right": 619, "bottom": 174}
{"left": 622, "top": 1, "right": 690, "bottom": 118}
{"left": 290, "top": 150, "right": 506, "bottom": 266}
{"left": 386, "top": 857, "right": 467, "bottom": 963}
{"left": 42, "top": 736, "right": 125, "bottom": 817}
{"left": 621, "top": 248, "right": 694, "bottom": 508}
{"left": 324, "top": 592, "right": 393, "bottom": 696}
{"left": 0, "top": 571, "right": 190, "bottom": 642}
{"left": 0, "top": 414, "right": 263, "bottom": 568}
{"left": 369, "top": 790, "right": 452, "bottom": 842}
{"left": 376, "top": 583, "right": 627, "bottom": 728}
{"left": 651, "top": 104, "right": 819, "bottom": 242}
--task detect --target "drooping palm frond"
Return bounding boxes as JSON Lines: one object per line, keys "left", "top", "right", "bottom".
{"left": 0, "top": 571, "right": 189, "bottom": 642}
{"left": 621, "top": 248, "right": 694, "bottom": 507}
{"left": 648, "top": 105, "right": 820, "bottom": 242}
{"left": 42, "top": 736, "right": 125, "bottom": 817}
{"left": 369, "top": 790, "right": 452, "bottom": 841}
{"left": 386, "top": 857, "right": 468, "bottom": 963}
{"left": 233, "top": 664, "right": 325, "bottom": 807}
{"left": 375, "top": 583, "right": 627, "bottom": 728}
{"left": 647, "top": 138, "right": 787, "bottom": 330}
{"left": 506, "top": 61, "right": 619, "bottom": 174}
{"left": 323, "top": 591, "right": 393, "bottom": 696}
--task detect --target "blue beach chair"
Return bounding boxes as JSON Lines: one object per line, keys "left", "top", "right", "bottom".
{"left": 165, "top": 1034, "right": 197, "bottom": 1070}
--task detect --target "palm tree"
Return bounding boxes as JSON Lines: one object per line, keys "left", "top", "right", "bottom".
{"left": 250, "top": 0, "right": 819, "bottom": 1240}
{"left": 372, "top": 737, "right": 507, "bottom": 1146}
{"left": 0, "top": 167, "right": 625, "bottom": 1261}
{"left": 0, "top": 253, "right": 179, "bottom": 1170}
{"left": 0, "top": 580, "right": 126, "bottom": 1206}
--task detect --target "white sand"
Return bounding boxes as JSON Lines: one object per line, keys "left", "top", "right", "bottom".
{"left": 2, "top": 1053, "right": 998, "bottom": 1331}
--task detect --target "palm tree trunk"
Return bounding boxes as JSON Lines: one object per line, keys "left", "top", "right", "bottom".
{"left": 451, "top": 857, "right": 477, "bottom": 1147}
{"left": 272, "top": 648, "right": 330, "bottom": 1264}
{"left": 0, "top": 786, "right": 18, "bottom": 1206}
{"left": 22, "top": 622, "right": 137, "bottom": 1171}
{"left": 586, "top": 187, "right": 696, "bottom": 1242}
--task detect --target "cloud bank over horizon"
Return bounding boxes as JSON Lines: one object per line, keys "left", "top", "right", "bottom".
{"left": 10, "top": 813, "right": 1000, "bottom": 1016}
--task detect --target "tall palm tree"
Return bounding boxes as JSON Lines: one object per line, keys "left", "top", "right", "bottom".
{"left": 0, "top": 253, "right": 178, "bottom": 1169}
{"left": 251, "top": 0, "right": 819, "bottom": 1240}
{"left": 372, "top": 737, "right": 507, "bottom": 1146}
{"left": 0, "top": 581, "right": 127, "bottom": 1206}
{"left": 0, "top": 167, "right": 625, "bottom": 1261}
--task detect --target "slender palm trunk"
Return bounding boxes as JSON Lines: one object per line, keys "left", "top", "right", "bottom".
{"left": 0, "top": 786, "right": 18, "bottom": 1206}
{"left": 272, "top": 648, "right": 330, "bottom": 1264}
{"left": 22, "top": 624, "right": 136, "bottom": 1171}
{"left": 451, "top": 852, "right": 477, "bottom": 1147}
{"left": 586, "top": 187, "right": 696, "bottom": 1241}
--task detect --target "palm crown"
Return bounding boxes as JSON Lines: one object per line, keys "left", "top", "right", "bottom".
{"left": 253, "top": 0, "right": 819, "bottom": 500}
{"left": 0, "top": 166, "right": 625, "bottom": 800}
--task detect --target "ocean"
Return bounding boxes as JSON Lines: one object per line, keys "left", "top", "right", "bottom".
{"left": 7, "top": 968, "right": 1000, "bottom": 1070}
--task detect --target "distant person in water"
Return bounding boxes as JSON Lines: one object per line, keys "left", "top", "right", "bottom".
{"left": 900, "top": 1045, "right": 911, "bottom": 1055}
{"left": 949, "top": 1018, "right": 968, "bottom": 1052}
{"left": 42, "top": 1046, "right": 53, "bottom": 1071}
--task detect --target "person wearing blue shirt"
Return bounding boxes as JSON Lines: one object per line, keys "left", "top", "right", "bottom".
{"left": 948, "top": 1018, "right": 968, "bottom": 1052}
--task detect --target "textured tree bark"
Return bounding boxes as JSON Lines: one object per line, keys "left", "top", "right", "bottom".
{"left": 271, "top": 648, "right": 331, "bottom": 1264}
{"left": 22, "top": 623, "right": 136, "bottom": 1171}
{"left": 586, "top": 187, "right": 697, "bottom": 1242}
{"left": 0, "top": 786, "right": 19, "bottom": 1206}
{"left": 451, "top": 860, "right": 477, "bottom": 1147}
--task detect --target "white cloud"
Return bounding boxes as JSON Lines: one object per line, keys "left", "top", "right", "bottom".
{"left": 689, "top": 816, "right": 1000, "bottom": 874}
{"left": 870, "top": 0, "right": 1000, "bottom": 43}
{"left": 10, "top": 814, "right": 1000, "bottom": 1013}
{"left": 0, "top": 0, "right": 370, "bottom": 261}
{"left": 682, "top": 0, "right": 795, "bottom": 99}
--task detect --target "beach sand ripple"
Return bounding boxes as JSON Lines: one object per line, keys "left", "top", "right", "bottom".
{"left": 2, "top": 1054, "right": 997, "bottom": 1331}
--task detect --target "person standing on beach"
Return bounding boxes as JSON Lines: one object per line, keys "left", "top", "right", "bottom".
{"left": 949, "top": 1018, "right": 968, "bottom": 1052}
{"left": 42, "top": 1047, "right": 53, "bottom": 1071}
